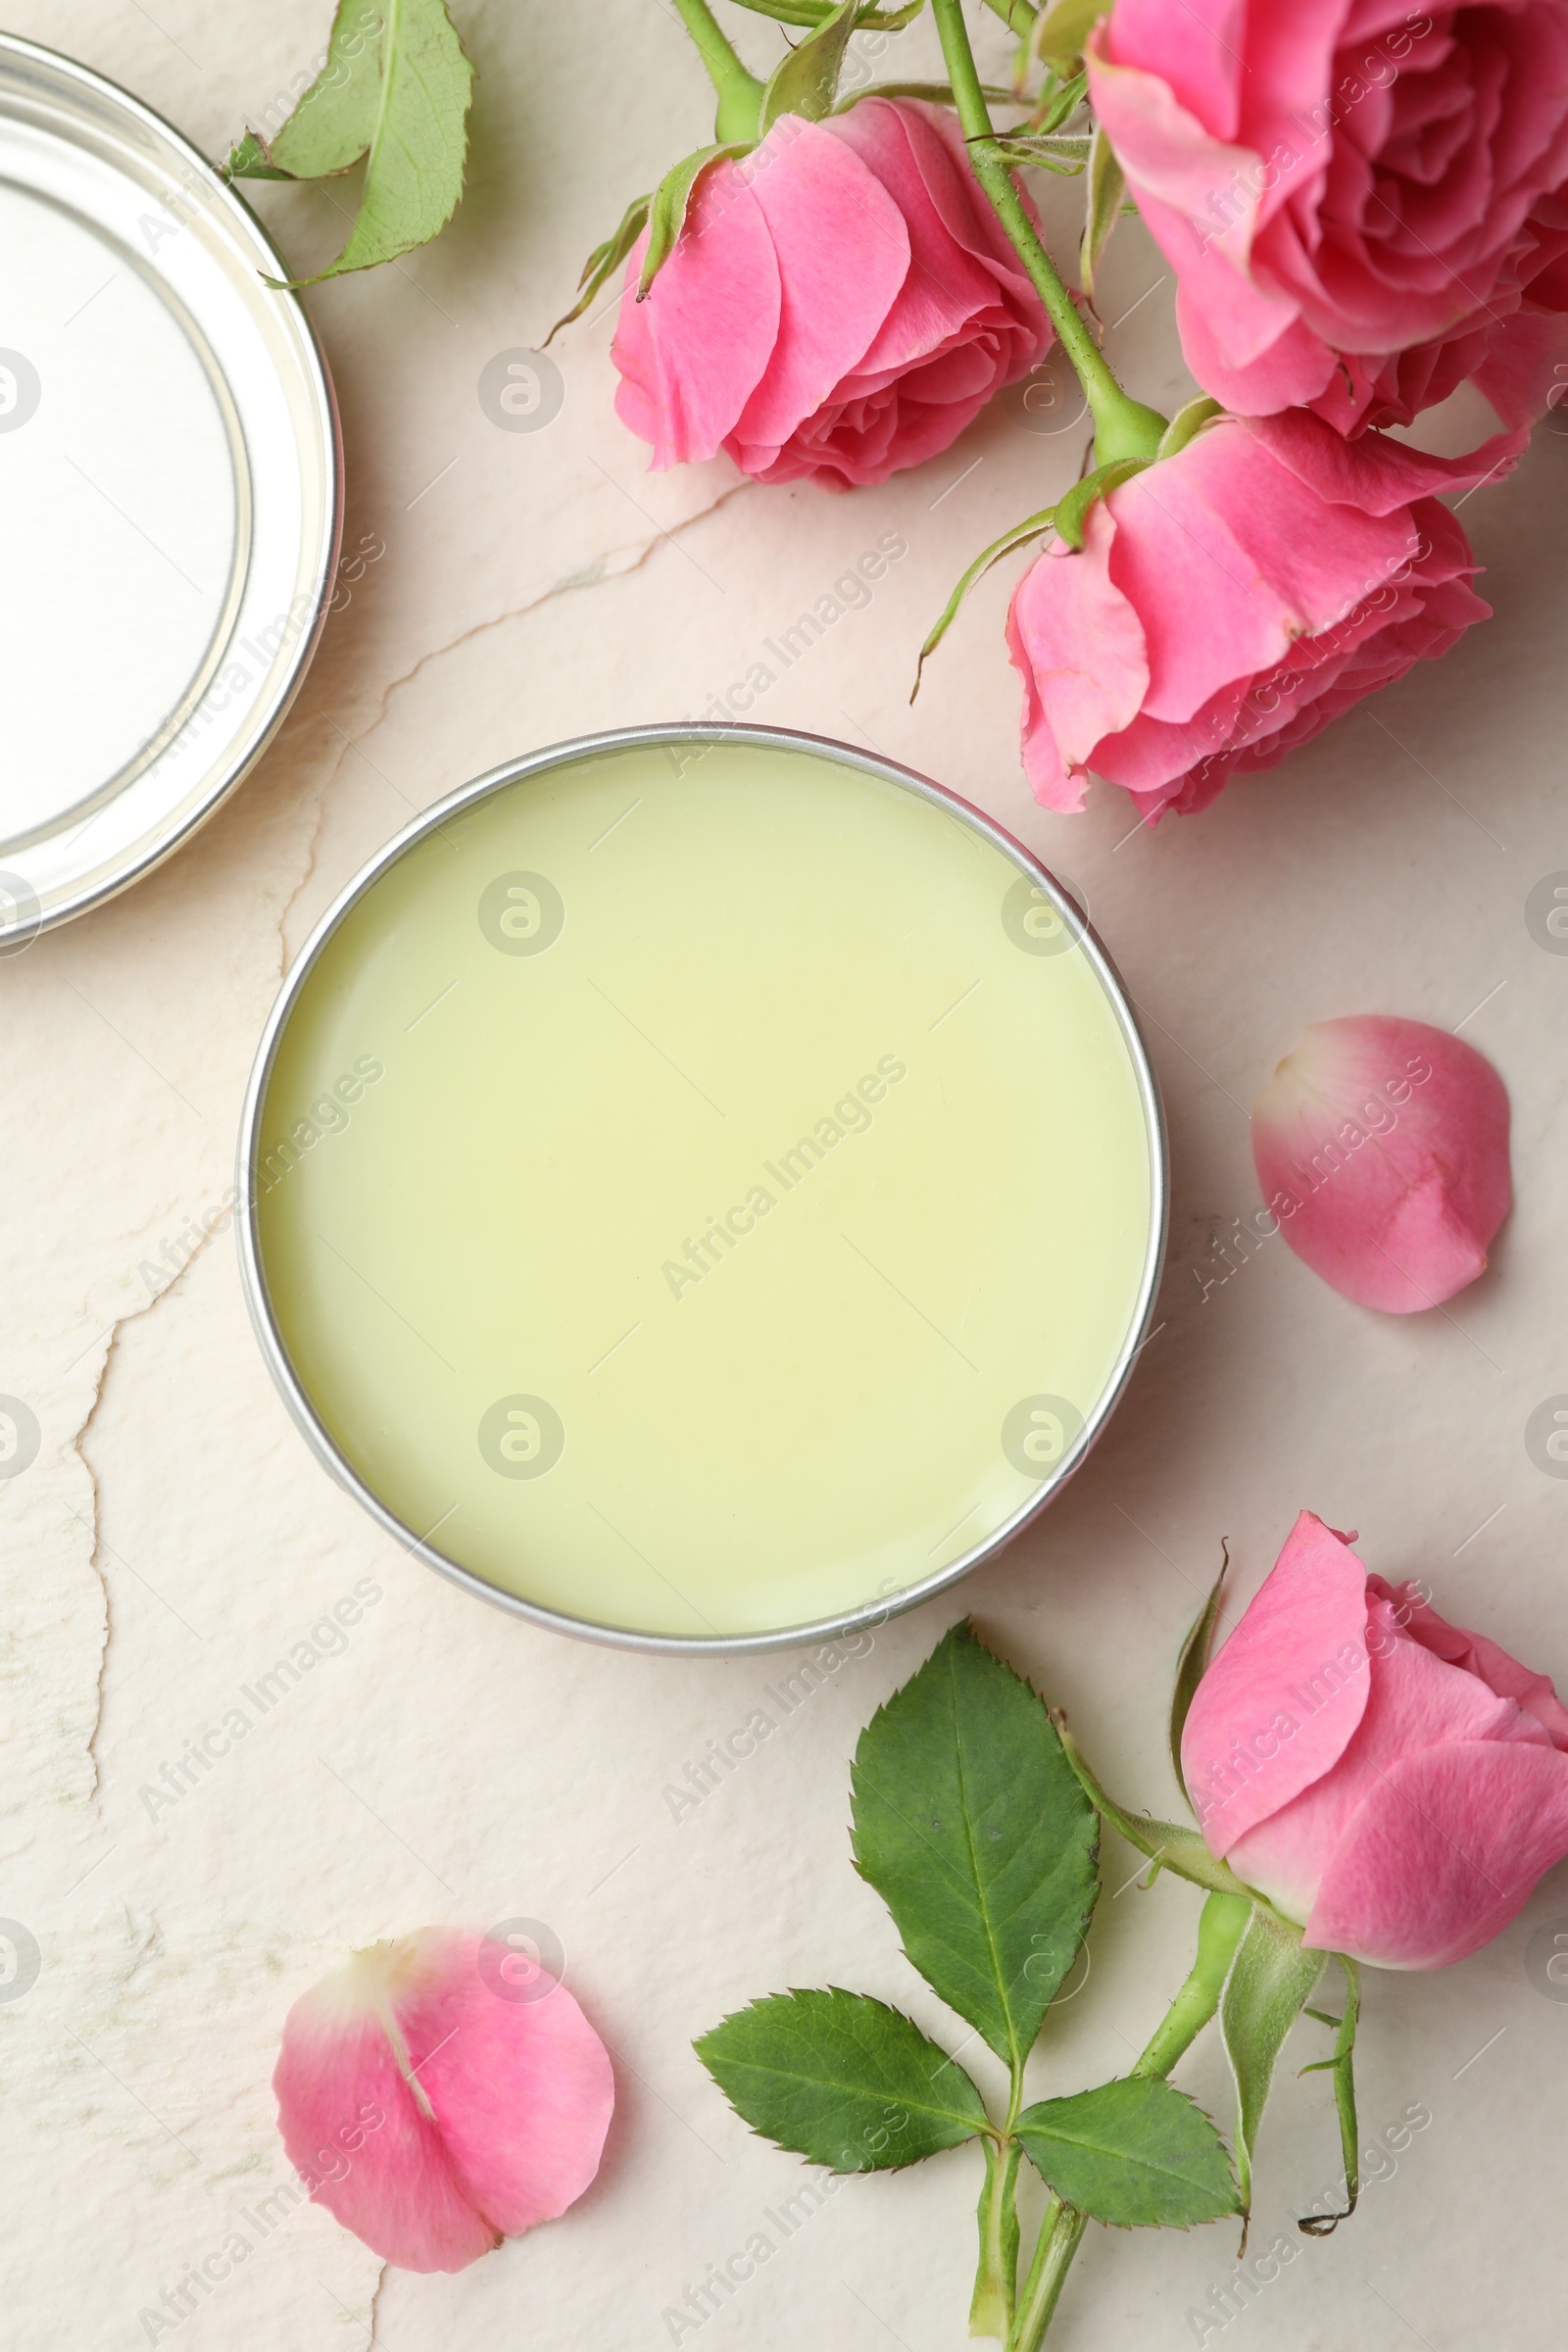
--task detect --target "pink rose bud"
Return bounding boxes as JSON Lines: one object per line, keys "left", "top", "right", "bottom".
{"left": 1004, "top": 410, "right": 1509, "bottom": 820}
{"left": 612, "top": 98, "right": 1051, "bottom": 488}
{"left": 273, "top": 1927, "right": 613, "bottom": 2272}
{"left": 1182, "top": 1513, "right": 1568, "bottom": 1970}
{"left": 1250, "top": 1014, "right": 1511, "bottom": 1313}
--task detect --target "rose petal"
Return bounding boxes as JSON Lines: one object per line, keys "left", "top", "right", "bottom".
{"left": 1181, "top": 1511, "right": 1373, "bottom": 1855}
{"left": 1374, "top": 1578, "right": 1568, "bottom": 1750}
{"left": 1006, "top": 499, "right": 1150, "bottom": 808}
{"left": 1226, "top": 1589, "right": 1549, "bottom": 1925}
{"left": 1092, "top": 0, "right": 1568, "bottom": 421}
{"left": 274, "top": 1928, "right": 613, "bottom": 2273}
{"left": 611, "top": 166, "right": 779, "bottom": 468}
{"left": 1304, "top": 1740, "right": 1568, "bottom": 1968}
{"left": 1251, "top": 1014, "right": 1511, "bottom": 1312}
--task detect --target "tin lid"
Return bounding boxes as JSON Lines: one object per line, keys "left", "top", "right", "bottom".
{"left": 0, "top": 34, "right": 340, "bottom": 943}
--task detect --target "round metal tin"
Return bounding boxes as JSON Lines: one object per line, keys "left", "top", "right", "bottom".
{"left": 236, "top": 725, "right": 1168, "bottom": 1656}
{"left": 0, "top": 34, "right": 339, "bottom": 941}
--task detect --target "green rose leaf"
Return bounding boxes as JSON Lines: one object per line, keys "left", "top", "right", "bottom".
{"left": 229, "top": 0, "right": 385, "bottom": 181}
{"left": 695, "top": 1987, "right": 989, "bottom": 2173}
{"left": 851, "top": 1622, "right": 1100, "bottom": 2072}
{"left": 1222, "top": 1906, "right": 1326, "bottom": 2223}
{"left": 226, "top": 0, "right": 474, "bottom": 289}
{"left": 1015, "top": 2078, "right": 1242, "bottom": 2229}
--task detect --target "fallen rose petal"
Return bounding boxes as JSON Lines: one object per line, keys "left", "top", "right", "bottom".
{"left": 273, "top": 1927, "right": 613, "bottom": 2273}
{"left": 1250, "top": 1015, "right": 1511, "bottom": 1312}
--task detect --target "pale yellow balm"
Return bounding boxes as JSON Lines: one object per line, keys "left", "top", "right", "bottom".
{"left": 254, "top": 735, "right": 1158, "bottom": 1642}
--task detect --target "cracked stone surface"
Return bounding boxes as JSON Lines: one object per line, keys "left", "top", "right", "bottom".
{"left": 4, "top": 5, "right": 1568, "bottom": 2349}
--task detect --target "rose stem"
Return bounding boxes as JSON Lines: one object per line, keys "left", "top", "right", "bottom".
{"left": 927, "top": 0, "right": 1166, "bottom": 466}
{"left": 668, "top": 0, "right": 765, "bottom": 142}
{"left": 1005, "top": 1892, "right": 1252, "bottom": 2352}
{"left": 970, "top": 2135, "right": 1022, "bottom": 2337}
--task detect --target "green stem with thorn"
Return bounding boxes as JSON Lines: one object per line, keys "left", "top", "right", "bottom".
{"left": 927, "top": 0, "right": 1165, "bottom": 466}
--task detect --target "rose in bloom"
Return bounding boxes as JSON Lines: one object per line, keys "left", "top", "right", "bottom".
{"left": 1251, "top": 1014, "right": 1510, "bottom": 1311}
{"left": 1006, "top": 408, "right": 1506, "bottom": 820}
{"left": 1310, "top": 194, "right": 1568, "bottom": 434}
{"left": 611, "top": 98, "right": 1051, "bottom": 489}
{"left": 1183, "top": 1513, "right": 1568, "bottom": 1969}
{"left": 274, "top": 1928, "right": 613, "bottom": 2271}
{"left": 1087, "top": 1, "right": 1568, "bottom": 422}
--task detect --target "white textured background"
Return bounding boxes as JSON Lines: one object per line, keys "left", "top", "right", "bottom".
{"left": 3, "top": 5, "right": 1567, "bottom": 2348}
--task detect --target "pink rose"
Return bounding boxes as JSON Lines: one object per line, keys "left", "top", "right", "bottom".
{"left": 1251, "top": 1015, "right": 1511, "bottom": 1312}
{"left": 1183, "top": 1513, "right": 1568, "bottom": 1969}
{"left": 611, "top": 98, "right": 1051, "bottom": 489}
{"left": 1309, "top": 195, "right": 1568, "bottom": 433}
{"left": 1088, "top": 1, "right": 1568, "bottom": 419}
{"left": 1006, "top": 409, "right": 1506, "bottom": 820}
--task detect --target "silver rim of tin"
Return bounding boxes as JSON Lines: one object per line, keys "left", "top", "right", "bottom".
{"left": 236, "top": 723, "right": 1169, "bottom": 1656}
{"left": 0, "top": 33, "right": 341, "bottom": 937}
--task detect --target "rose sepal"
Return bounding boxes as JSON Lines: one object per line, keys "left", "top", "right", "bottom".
{"left": 1052, "top": 454, "right": 1151, "bottom": 547}
{"left": 1155, "top": 395, "right": 1224, "bottom": 459}
{"left": 1168, "top": 1545, "right": 1229, "bottom": 1803}
{"left": 637, "top": 143, "right": 757, "bottom": 298}
{"left": 545, "top": 192, "right": 652, "bottom": 344}
{"left": 1050, "top": 1710, "right": 1266, "bottom": 1906}
{"left": 723, "top": 0, "right": 925, "bottom": 26}
{"left": 1220, "top": 1905, "right": 1326, "bottom": 2249}
{"left": 911, "top": 505, "right": 1060, "bottom": 700}
{"left": 1297, "top": 1956, "right": 1362, "bottom": 2236}
{"left": 759, "top": 0, "right": 862, "bottom": 133}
